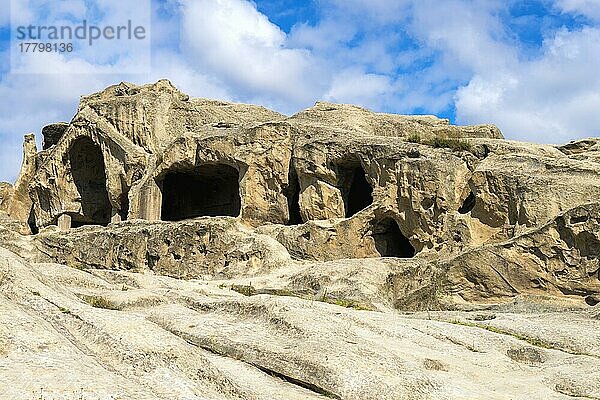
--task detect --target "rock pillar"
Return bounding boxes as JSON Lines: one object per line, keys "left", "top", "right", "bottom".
{"left": 57, "top": 214, "right": 71, "bottom": 231}
{"left": 138, "top": 180, "right": 162, "bottom": 220}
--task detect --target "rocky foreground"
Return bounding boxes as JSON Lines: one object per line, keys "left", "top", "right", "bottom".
{"left": 1, "top": 247, "right": 599, "bottom": 400}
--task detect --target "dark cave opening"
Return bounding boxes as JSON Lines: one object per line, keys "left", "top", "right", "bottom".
{"left": 336, "top": 161, "right": 373, "bottom": 218}
{"left": 372, "top": 218, "right": 415, "bottom": 258}
{"left": 160, "top": 163, "right": 241, "bottom": 221}
{"left": 458, "top": 191, "right": 476, "bottom": 214}
{"left": 585, "top": 295, "right": 599, "bottom": 307}
{"left": 118, "top": 192, "right": 129, "bottom": 221}
{"left": 69, "top": 137, "right": 112, "bottom": 226}
{"left": 284, "top": 166, "right": 303, "bottom": 225}
{"left": 28, "top": 207, "right": 38, "bottom": 235}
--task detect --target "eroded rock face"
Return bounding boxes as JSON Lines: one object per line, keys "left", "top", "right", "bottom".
{"left": 469, "top": 153, "right": 600, "bottom": 234}
{"left": 445, "top": 203, "right": 600, "bottom": 303}
{"left": 1, "top": 80, "right": 599, "bottom": 307}
{"left": 2, "top": 80, "right": 600, "bottom": 399}
{"left": 29, "top": 218, "right": 291, "bottom": 280}
{"left": 42, "top": 122, "right": 69, "bottom": 149}
{"left": 0, "top": 134, "right": 37, "bottom": 234}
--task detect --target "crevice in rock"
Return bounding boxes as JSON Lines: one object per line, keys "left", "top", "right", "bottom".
{"left": 584, "top": 296, "right": 599, "bottom": 307}
{"left": 118, "top": 190, "right": 129, "bottom": 221}
{"left": 253, "top": 365, "right": 341, "bottom": 399}
{"left": 176, "top": 334, "right": 340, "bottom": 399}
{"left": 28, "top": 207, "right": 39, "bottom": 235}
{"left": 409, "top": 326, "right": 482, "bottom": 353}
{"left": 556, "top": 217, "right": 600, "bottom": 258}
{"left": 372, "top": 217, "right": 415, "bottom": 258}
{"left": 160, "top": 163, "right": 241, "bottom": 221}
{"left": 575, "top": 231, "right": 600, "bottom": 258}
{"left": 458, "top": 191, "right": 476, "bottom": 214}
{"left": 284, "top": 163, "right": 302, "bottom": 225}
{"left": 334, "top": 158, "right": 373, "bottom": 218}
{"left": 571, "top": 215, "right": 589, "bottom": 224}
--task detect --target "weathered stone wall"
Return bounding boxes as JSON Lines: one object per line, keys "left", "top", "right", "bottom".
{"left": 1, "top": 80, "right": 599, "bottom": 305}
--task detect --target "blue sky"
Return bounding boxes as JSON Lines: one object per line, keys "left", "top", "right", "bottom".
{"left": 1, "top": 0, "right": 600, "bottom": 182}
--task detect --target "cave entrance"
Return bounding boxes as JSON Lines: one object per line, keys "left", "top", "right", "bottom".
{"left": 458, "top": 191, "right": 476, "bottom": 214}
{"left": 69, "top": 137, "right": 111, "bottom": 226}
{"left": 284, "top": 165, "right": 302, "bottom": 225}
{"left": 160, "top": 163, "right": 241, "bottom": 221}
{"left": 336, "top": 160, "right": 373, "bottom": 218}
{"left": 372, "top": 218, "right": 415, "bottom": 258}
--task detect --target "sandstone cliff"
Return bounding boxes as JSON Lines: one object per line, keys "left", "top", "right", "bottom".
{"left": 1, "top": 80, "right": 599, "bottom": 399}
{"left": 1, "top": 79, "right": 598, "bottom": 305}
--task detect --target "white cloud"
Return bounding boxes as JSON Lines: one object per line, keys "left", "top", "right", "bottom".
{"left": 2, "top": 0, "right": 600, "bottom": 182}
{"left": 456, "top": 26, "right": 600, "bottom": 142}
{"left": 324, "top": 70, "right": 396, "bottom": 110}
{"left": 556, "top": 0, "right": 600, "bottom": 21}
{"left": 148, "top": 49, "right": 231, "bottom": 101}
{"left": 0, "top": 0, "right": 229, "bottom": 183}
{"left": 409, "top": 1, "right": 516, "bottom": 75}
{"left": 288, "top": 19, "right": 357, "bottom": 52}
{"left": 178, "top": 0, "right": 322, "bottom": 110}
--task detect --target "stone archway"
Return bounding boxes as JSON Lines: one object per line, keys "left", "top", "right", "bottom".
{"left": 68, "top": 137, "right": 111, "bottom": 227}
{"left": 372, "top": 217, "right": 415, "bottom": 258}
{"left": 335, "top": 159, "right": 373, "bottom": 218}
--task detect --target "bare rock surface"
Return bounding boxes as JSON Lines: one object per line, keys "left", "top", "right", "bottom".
{"left": 445, "top": 202, "right": 600, "bottom": 303}
{"left": 2, "top": 248, "right": 600, "bottom": 400}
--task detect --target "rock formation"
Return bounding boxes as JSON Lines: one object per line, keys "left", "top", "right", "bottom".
{"left": 1, "top": 80, "right": 599, "bottom": 399}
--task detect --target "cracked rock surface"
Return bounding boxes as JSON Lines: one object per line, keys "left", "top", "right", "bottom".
{"left": 1, "top": 248, "right": 600, "bottom": 400}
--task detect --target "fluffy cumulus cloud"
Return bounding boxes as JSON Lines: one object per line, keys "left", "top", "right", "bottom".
{"left": 0, "top": 0, "right": 152, "bottom": 181}
{"left": 323, "top": 70, "right": 398, "bottom": 111}
{"left": 177, "top": 0, "right": 322, "bottom": 111}
{"left": 456, "top": 26, "right": 600, "bottom": 142}
{"left": 0, "top": 0, "right": 600, "bottom": 181}
{"left": 449, "top": 1, "right": 600, "bottom": 142}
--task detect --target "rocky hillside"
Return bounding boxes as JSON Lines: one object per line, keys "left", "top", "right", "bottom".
{"left": 1, "top": 81, "right": 599, "bottom": 399}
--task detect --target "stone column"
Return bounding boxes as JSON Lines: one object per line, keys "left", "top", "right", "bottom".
{"left": 110, "top": 208, "right": 122, "bottom": 224}
{"left": 138, "top": 180, "right": 162, "bottom": 220}
{"left": 57, "top": 214, "right": 71, "bottom": 231}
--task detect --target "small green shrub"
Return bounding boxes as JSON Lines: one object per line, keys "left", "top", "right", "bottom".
{"left": 89, "top": 296, "right": 117, "bottom": 310}
{"left": 407, "top": 133, "right": 422, "bottom": 143}
{"left": 231, "top": 284, "right": 256, "bottom": 297}
{"left": 426, "top": 137, "right": 471, "bottom": 151}
{"left": 448, "top": 320, "right": 554, "bottom": 349}
{"left": 318, "top": 289, "right": 373, "bottom": 311}
{"left": 78, "top": 294, "right": 118, "bottom": 310}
